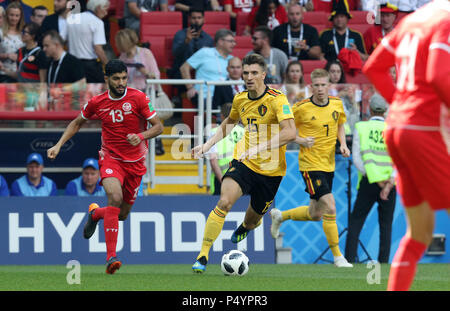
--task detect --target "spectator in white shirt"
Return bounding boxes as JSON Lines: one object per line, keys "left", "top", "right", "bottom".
{"left": 66, "top": 0, "right": 109, "bottom": 83}
{"left": 361, "top": 0, "right": 431, "bottom": 12}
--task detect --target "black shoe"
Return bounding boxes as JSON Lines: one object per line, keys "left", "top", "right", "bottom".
{"left": 83, "top": 203, "right": 99, "bottom": 239}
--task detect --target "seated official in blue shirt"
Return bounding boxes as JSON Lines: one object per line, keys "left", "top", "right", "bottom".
{"left": 11, "top": 153, "right": 57, "bottom": 196}
{"left": 65, "top": 158, "right": 106, "bottom": 196}
{"left": 0, "top": 174, "right": 10, "bottom": 196}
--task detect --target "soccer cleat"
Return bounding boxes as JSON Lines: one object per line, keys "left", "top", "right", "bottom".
{"left": 334, "top": 256, "right": 353, "bottom": 268}
{"left": 192, "top": 257, "right": 207, "bottom": 273}
{"left": 231, "top": 230, "right": 248, "bottom": 243}
{"left": 83, "top": 203, "right": 100, "bottom": 239}
{"left": 106, "top": 257, "right": 122, "bottom": 274}
{"left": 270, "top": 208, "right": 283, "bottom": 239}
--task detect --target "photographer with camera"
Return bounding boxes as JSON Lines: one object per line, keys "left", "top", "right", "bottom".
{"left": 169, "top": 8, "right": 214, "bottom": 83}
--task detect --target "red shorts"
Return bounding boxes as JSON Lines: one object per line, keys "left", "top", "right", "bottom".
{"left": 98, "top": 152, "right": 147, "bottom": 205}
{"left": 385, "top": 128, "right": 450, "bottom": 210}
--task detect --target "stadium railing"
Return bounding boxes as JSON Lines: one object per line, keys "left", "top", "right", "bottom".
{"left": 145, "top": 79, "right": 246, "bottom": 190}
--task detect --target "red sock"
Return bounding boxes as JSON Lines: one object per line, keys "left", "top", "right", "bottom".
{"left": 103, "top": 206, "right": 121, "bottom": 261}
{"left": 91, "top": 207, "right": 106, "bottom": 222}
{"left": 387, "top": 236, "right": 427, "bottom": 291}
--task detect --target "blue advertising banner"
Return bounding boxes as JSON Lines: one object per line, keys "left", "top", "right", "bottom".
{"left": 0, "top": 130, "right": 102, "bottom": 188}
{"left": 0, "top": 196, "right": 275, "bottom": 265}
{"left": 275, "top": 151, "right": 450, "bottom": 264}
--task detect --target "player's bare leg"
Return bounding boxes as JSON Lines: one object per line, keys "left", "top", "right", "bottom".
{"left": 193, "top": 177, "right": 243, "bottom": 273}
{"left": 231, "top": 203, "right": 263, "bottom": 243}
{"left": 387, "top": 202, "right": 434, "bottom": 291}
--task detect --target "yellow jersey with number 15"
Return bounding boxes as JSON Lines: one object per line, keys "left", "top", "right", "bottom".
{"left": 292, "top": 96, "right": 346, "bottom": 172}
{"left": 229, "top": 86, "right": 294, "bottom": 177}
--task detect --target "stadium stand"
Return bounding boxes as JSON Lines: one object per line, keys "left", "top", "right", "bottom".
{"left": 140, "top": 11, "right": 183, "bottom": 39}
{"left": 235, "top": 12, "right": 250, "bottom": 36}
{"left": 302, "top": 11, "right": 328, "bottom": 25}
{"left": 348, "top": 10, "right": 369, "bottom": 24}
{"left": 302, "top": 60, "right": 328, "bottom": 84}
{"left": 203, "top": 11, "right": 231, "bottom": 38}
{"left": 144, "top": 36, "right": 169, "bottom": 69}
{"left": 312, "top": 0, "right": 333, "bottom": 12}
{"left": 233, "top": 36, "right": 253, "bottom": 60}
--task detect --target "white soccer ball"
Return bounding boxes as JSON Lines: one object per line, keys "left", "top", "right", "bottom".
{"left": 220, "top": 250, "right": 249, "bottom": 276}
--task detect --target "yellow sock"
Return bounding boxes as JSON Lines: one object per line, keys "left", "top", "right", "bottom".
{"left": 322, "top": 214, "right": 342, "bottom": 257}
{"left": 197, "top": 206, "right": 228, "bottom": 261}
{"left": 281, "top": 206, "right": 312, "bottom": 221}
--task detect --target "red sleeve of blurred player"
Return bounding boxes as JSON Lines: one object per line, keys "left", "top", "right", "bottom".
{"left": 426, "top": 22, "right": 450, "bottom": 108}
{"left": 362, "top": 36, "right": 397, "bottom": 103}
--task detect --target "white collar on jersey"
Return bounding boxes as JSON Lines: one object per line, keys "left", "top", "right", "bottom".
{"left": 108, "top": 88, "right": 128, "bottom": 101}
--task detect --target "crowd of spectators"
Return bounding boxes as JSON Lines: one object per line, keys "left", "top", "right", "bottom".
{"left": 0, "top": 0, "right": 431, "bottom": 196}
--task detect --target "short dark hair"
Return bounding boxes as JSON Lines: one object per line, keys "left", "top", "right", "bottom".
{"left": 189, "top": 7, "right": 204, "bottom": 16}
{"left": 32, "top": 5, "right": 48, "bottom": 15}
{"left": 254, "top": 25, "right": 273, "bottom": 44}
{"left": 24, "top": 22, "right": 40, "bottom": 38}
{"left": 105, "top": 59, "right": 128, "bottom": 77}
{"left": 242, "top": 53, "right": 267, "bottom": 73}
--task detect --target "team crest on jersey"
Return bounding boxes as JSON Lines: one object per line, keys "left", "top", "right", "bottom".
{"left": 105, "top": 168, "right": 113, "bottom": 174}
{"left": 122, "top": 102, "right": 132, "bottom": 112}
{"left": 332, "top": 111, "right": 339, "bottom": 122}
{"left": 258, "top": 104, "right": 267, "bottom": 117}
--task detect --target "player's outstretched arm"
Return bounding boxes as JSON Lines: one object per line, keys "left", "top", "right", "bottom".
{"left": 47, "top": 114, "right": 86, "bottom": 160}
{"left": 295, "top": 135, "right": 315, "bottom": 148}
{"left": 337, "top": 123, "right": 350, "bottom": 157}
{"left": 127, "top": 114, "right": 163, "bottom": 146}
{"left": 192, "top": 116, "right": 238, "bottom": 159}
{"left": 363, "top": 40, "right": 396, "bottom": 103}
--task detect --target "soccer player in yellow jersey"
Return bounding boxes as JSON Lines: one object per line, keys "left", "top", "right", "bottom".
{"left": 191, "top": 53, "right": 297, "bottom": 273}
{"left": 270, "top": 68, "right": 354, "bottom": 267}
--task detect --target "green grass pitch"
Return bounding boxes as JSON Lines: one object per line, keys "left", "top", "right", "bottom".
{"left": 0, "top": 264, "right": 448, "bottom": 291}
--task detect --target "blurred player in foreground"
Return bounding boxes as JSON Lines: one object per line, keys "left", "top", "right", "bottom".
{"left": 363, "top": 0, "right": 450, "bottom": 291}
{"left": 191, "top": 53, "right": 296, "bottom": 273}
{"left": 270, "top": 69, "right": 353, "bottom": 268}
{"left": 47, "top": 59, "right": 163, "bottom": 274}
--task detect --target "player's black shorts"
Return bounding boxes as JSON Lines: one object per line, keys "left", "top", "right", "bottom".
{"left": 300, "top": 170, "right": 334, "bottom": 201}
{"left": 223, "top": 159, "right": 282, "bottom": 215}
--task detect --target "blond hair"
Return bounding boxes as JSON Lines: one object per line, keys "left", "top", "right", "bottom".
{"left": 310, "top": 68, "right": 330, "bottom": 82}
{"left": 115, "top": 28, "right": 139, "bottom": 53}
{"left": 3, "top": 2, "right": 25, "bottom": 34}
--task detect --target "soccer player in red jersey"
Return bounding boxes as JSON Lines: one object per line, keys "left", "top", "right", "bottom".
{"left": 363, "top": 0, "right": 449, "bottom": 291}
{"left": 47, "top": 59, "right": 163, "bottom": 274}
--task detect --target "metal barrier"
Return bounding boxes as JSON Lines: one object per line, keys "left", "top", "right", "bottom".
{"left": 145, "top": 79, "right": 245, "bottom": 190}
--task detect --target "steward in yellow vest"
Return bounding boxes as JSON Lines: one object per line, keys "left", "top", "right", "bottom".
{"left": 345, "top": 93, "right": 396, "bottom": 263}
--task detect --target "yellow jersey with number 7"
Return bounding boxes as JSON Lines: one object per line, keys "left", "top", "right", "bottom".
{"left": 292, "top": 96, "right": 346, "bottom": 172}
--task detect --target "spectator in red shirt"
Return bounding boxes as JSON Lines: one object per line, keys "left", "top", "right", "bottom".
{"left": 223, "top": 0, "right": 256, "bottom": 32}
{"left": 243, "top": 0, "right": 288, "bottom": 35}
{"left": 364, "top": 3, "right": 398, "bottom": 54}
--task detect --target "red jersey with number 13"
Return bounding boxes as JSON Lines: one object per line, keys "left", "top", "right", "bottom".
{"left": 363, "top": 0, "right": 450, "bottom": 128}
{"left": 81, "top": 87, "right": 157, "bottom": 162}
